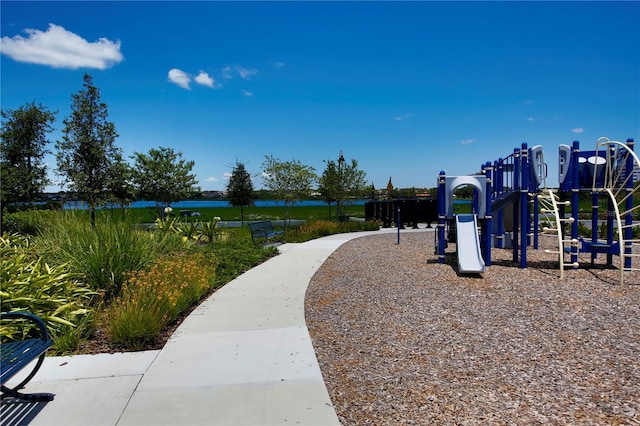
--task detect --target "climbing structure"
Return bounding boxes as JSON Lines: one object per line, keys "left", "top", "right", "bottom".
{"left": 557, "top": 137, "right": 638, "bottom": 285}
{"left": 536, "top": 189, "right": 579, "bottom": 279}
{"left": 592, "top": 137, "right": 640, "bottom": 284}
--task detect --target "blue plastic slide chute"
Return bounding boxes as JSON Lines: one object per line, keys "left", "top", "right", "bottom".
{"left": 456, "top": 214, "right": 485, "bottom": 274}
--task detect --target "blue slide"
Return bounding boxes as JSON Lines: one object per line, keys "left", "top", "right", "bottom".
{"left": 455, "top": 214, "right": 485, "bottom": 274}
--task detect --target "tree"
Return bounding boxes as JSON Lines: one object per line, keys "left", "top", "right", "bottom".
{"left": 132, "top": 146, "right": 199, "bottom": 217}
{"left": 107, "top": 153, "right": 136, "bottom": 219}
{"left": 1, "top": 101, "right": 56, "bottom": 221}
{"left": 261, "top": 155, "right": 317, "bottom": 225}
{"left": 227, "top": 161, "right": 254, "bottom": 225}
{"left": 318, "top": 160, "right": 339, "bottom": 218}
{"left": 453, "top": 185, "right": 474, "bottom": 199}
{"left": 319, "top": 152, "right": 367, "bottom": 220}
{"left": 56, "top": 74, "right": 120, "bottom": 227}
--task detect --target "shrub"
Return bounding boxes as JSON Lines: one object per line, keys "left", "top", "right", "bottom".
{"left": 37, "top": 213, "right": 190, "bottom": 301}
{"left": 285, "top": 219, "right": 380, "bottom": 243}
{"left": 207, "top": 230, "right": 278, "bottom": 286}
{"left": 196, "top": 218, "right": 223, "bottom": 244}
{"left": 0, "top": 233, "right": 95, "bottom": 350}
{"left": 155, "top": 216, "right": 179, "bottom": 233}
{"left": 176, "top": 220, "right": 200, "bottom": 241}
{"left": 2, "top": 210, "right": 59, "bottom": 236}
{"left": 105, "top": 252, "right": 215, "bottom": 350}
{"left": 577, "top": 221, "right": 591, "bottom": 238}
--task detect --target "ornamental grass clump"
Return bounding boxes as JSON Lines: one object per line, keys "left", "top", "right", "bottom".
{"left": 38, "top": 213, "right": 189, "bottom": 301}
{"left": 2, "top": 210, "right": 59, "bottom": 236}
{"left": 105, "top": 252, "right": 215, "bottom": 350}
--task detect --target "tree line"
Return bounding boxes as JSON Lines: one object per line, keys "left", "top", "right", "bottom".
{"left": 1, "top": 73, "right": 369, "bottom": 227}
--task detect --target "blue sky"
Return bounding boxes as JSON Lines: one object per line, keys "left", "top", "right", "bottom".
{"left": 2, "top": 1, "right": 639, "bottom": 192}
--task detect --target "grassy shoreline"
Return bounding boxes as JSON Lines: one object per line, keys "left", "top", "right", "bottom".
{"left": 99, "top": 204, "right": 366, "bottom": 223}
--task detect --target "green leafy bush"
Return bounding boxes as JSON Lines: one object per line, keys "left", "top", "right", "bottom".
{"left": 105, "top": 252, "right": 215, "bottom": 350}
{"left": 154, "top": 216, "right": 179, "bottom": 233}
{"left": 577, "top": 221, "right": 592, "bottom": 238}
{"left": 176, "top": 220, "right": 200, "bottom": 240}
{"left": 2, "top": 210, "right": 59, "bottom": 236}
{"left": 37, "top": 213, "right": 190, "bottom": 301}
{"left": 0, "top": 233, "right": 95, "bottom": 349}
{"left": 196, "top": 218, "right": 222, "bottom": 244}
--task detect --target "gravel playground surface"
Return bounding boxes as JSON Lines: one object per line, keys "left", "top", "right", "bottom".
{"left": 305, "top": 231, "right": 640, "bottom": 425}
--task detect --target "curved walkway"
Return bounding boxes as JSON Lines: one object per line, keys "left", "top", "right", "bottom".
{"left": 2, "top": 227, "right": 420, "bottom": 425}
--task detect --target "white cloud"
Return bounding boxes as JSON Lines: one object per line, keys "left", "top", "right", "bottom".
{"left": 0, "top": 23, "right": 123, "bottom": 69}
{"left": 395, "top": 113, "right": 412, "bottom": 121}
{"left": 195, "top": 71, "right": 214, "bottom": 88}
{"left": 205, "top": 176, "right": 219, "bottom": 183}
{"left": 527, "top": 117, "right": 535, "bottom": 121}
{"left": 461, "top": 139, "right": 476, "bottom": 145}
{"left": 235, "top": 65, "right": 258, "bottom": 80}
{"left": 221, "top": 66, "right": 233, "bottom": 79}
{"left": 273, "top": 61, "right": 285, "bottom": 68}
{"left": 572, "top": 127, "right": 585, "bottom": 133}
{"left": 168, "top": 68, "right": 191, "bottom": 89}
{"left": 220, "top": 65, "right": 258, "bottom": 80}
{"left": 242, "top": 90, "right": 254, "bottom": 97}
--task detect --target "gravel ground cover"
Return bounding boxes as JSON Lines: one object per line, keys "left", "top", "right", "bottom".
{"left": 305, "top": 230, "right": 639, "bottom": 425}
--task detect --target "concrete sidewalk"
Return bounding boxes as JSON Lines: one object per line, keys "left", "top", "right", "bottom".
{"left": 2, "top": 228, "right": 420, "bottom": 425}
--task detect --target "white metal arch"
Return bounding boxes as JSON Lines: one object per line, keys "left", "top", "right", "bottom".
{"left": 593, "top": 137, "right": 640, "bottom": 284}
{"left": 444, "top": 176, "right": 487, "bottom": 219}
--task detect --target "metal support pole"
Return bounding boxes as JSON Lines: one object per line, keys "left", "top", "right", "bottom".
{"left": 397, "top": 207, "right": 401, "bottom": 244}
{"left": 513, "top": 147, "right": 521, "bottom": 264}
{"left": 520, "top": 143, "right": 529, "bottom": 268}
{"left": 606, "top": 193, "right": 614, "bottom": 266}
{"left": 484, "top": 161, "right": 493, "bottom": 266}
{"left": 571, "top": 140, "right": 580, "bottom": 266}
{"left": 624, "top": 138, "right": 635, "bottom": 270}
{"left": 533, "top": 193, "right": 539, "bottom": 249}
{"left": 438, "top": 171, "right": 446, "bottom": 263}
{"left": 495, "top": 159, "right": 504, "bottom": 249}
{"left": 591, "top": 191, "right": 599, "bottom": 266}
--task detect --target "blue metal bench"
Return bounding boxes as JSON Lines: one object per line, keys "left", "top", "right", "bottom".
{"left": 248, "top": 220, "right": 285, "bottom": 246}
{"left": 1, "top": 312, "right": 54, "bottom": 401}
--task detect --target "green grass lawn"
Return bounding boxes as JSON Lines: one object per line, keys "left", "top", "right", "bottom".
{"left": 101, "top": 204, "right": 366, "bottom": 223}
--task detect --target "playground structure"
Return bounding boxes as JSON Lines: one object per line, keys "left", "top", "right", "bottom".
{"left": 553, "top": 137, "right": 639, "bottom": 284}
{"left": 437, "top": 138, "right": 639, "bottom": 284}
{"left": 437, "top": 143, "right": 544, "bottom": 274}
{"left": 436, "top": 173, "right": 491, "bottom": 274}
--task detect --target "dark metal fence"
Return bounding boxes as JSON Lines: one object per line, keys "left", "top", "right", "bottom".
{"left": 365, "top": 199, "right": 437, "bottom": 228}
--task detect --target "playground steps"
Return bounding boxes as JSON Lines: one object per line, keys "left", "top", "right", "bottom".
{"left": 580, "top": 239, "right": 620, "bottom": 255}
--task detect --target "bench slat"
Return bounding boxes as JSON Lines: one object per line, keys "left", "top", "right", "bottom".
{"left": 249, "top": 221, "right": 285, "bottom": 246}
{"left": 1, "top": 312, "right": 54, "bottom": 401}
{"left": 1, "top": 339, "right": 52, "bottom": 383}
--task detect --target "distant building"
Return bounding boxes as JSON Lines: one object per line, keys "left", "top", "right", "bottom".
{"left": 416, "top": 188, "right": 431, "bottom": 198}
{"left": 201, "top": 190, "right": 225, "bottom": 198}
